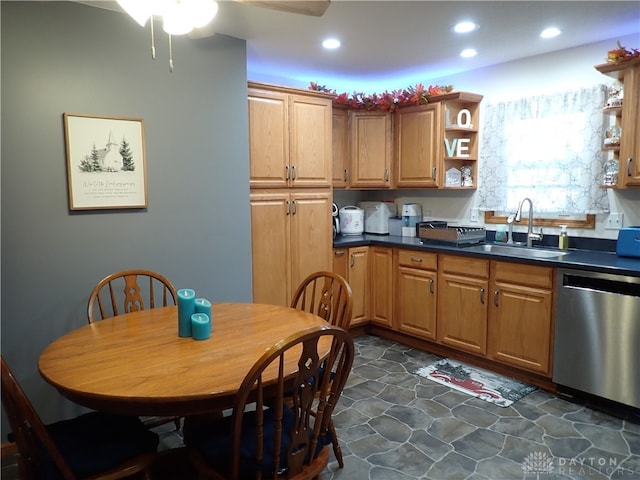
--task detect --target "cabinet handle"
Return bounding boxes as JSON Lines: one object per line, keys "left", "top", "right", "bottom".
{"left": 291, "top": 165, "right": 297, "bottom": 181}
{"left": 627, "top": 157, "right": 633, "bottom": 177}
{"left": 432, "top": 167, "right": 437, "bottom": 181}
{"left": 334, "top": 250, "right": 346, "bottom": 256}
{"left": 350, "top": 254, "right": 355, "bottom": 267}
{"left": 493, "top": 290, "right": 500, "bottom": 307}
{"left": 286, "top": 200, "right": 291, "bottom": 215}
{"left": 479, "top": 288, "right": 485, "bottom": 305}
{"left": 291, "top": 200, "right": 297, "bottom": 215}
{"left": 344, "top": 169, "right": 349, "bottom": 182}
{"left": 410, "top": 257, "right": 423, "bottom": 263}
{"left": 285, "top": 165, "right": 290, "bottom": 180}
{"left": 429, "top": 278, "right": 434, "bottom": 294}
{"left": 384, "top": 168, "right": 390, "bottom": 182}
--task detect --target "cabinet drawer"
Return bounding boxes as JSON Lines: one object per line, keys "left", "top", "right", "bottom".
{"left": 492, "top": 261, "right": 553, "bottom": 288}
{"left": 398, "top": 250, "right": 437, "bottom": 270}
{"left": 439, "top": 254, "right": 488, "bottom": 278}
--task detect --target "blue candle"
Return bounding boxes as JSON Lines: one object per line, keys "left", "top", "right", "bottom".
{"left": 195, "top": 298, "right": 212, "bottom": 330}
{"left": 191, "top": 313, "right": 210, "bottom": 341}
{"left": 177, "top": 289, "right": 196, "bottom": 337}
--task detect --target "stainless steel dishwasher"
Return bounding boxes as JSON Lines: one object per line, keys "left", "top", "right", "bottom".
{"left": 553, "top": 268, "right": 640, "bottom": 409}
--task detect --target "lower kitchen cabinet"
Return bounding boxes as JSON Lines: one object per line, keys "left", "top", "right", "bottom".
{"left": 437, "top": 255, "right": 489, "bottom": 356}
{"left": 488, "top": 261, "right": 554, "bottom": 375}
{"left": 370, "top": 246, "right": 393, "bottom": 327}
{"left": 333, "top": 246, "right": 369, "bottom": 326}
{"left": 395, "top": 249, "right": 438, "bottom": 340}
{"left": 251, "top": 189, "right": 332, "bottom": 307}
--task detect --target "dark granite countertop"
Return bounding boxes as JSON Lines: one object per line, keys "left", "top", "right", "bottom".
{"left": 333, "top": 234, "right": 640, "bottom": 277}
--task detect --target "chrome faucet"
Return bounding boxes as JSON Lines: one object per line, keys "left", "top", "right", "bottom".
{"left": 515, "top": 197, "right": 543, "bottom": 247}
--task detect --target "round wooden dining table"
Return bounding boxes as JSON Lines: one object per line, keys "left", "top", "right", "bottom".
{"left": 39, "top": 303, "right": 331, "bottom": 417}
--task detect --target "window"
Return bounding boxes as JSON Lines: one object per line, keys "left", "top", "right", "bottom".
{"left": 477, "top": 85, "right": 609, "bottom": 224}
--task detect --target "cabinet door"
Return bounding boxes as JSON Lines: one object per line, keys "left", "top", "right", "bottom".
{"left": 250, "top": 191, "right": 291, "bottom": 306}
{"left": 333, "top": 248, "right": 349, "bottom": 279}
{"left": 396, "top": 266, "right": 437, "bottom": 340}
{"left": 370, "top": 247, "right": 393, "bottom": 327}
{"left": 248, "top": 89, "right": 289, "bottom": 188}
{"left": 289, "top": 94, "right": 332, "bottom": 188}
{"left": 619, "top": 63, "right": 640, "bottom": 187}
{"left": 332, "top": 107, "right": 349, "bottom": 188}
{"left": 349, "top": 111, "right": 392, "bottom": 188}
{"left": 437, "top": 255, "right": 489, "bottom": 356}
{"left": 395, "top": 104, "right": 440, "bottom": 188}
{"left": 289, "top": 190, "right": 333, "bottom": 297}
{"left": 488, "top": 282, "right": 553, "bottom": 374}
{"left": 488, "top": 261, "right": 554, "bottom": 375}
{"left": 348, "top": 246, "right": 369, "bottom": 326}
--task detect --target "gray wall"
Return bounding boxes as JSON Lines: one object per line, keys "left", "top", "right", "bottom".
{"left": 1, "top": 2, "right": 252, "bottom": 434}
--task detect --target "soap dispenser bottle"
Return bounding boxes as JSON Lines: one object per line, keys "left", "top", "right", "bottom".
{"left": 558, "top": 225, "right": 569, "bottom": 250}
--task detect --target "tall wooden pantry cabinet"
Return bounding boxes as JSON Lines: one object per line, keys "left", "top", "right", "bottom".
{"left": 248, "top": 82, "right": 334, "bottom": 306}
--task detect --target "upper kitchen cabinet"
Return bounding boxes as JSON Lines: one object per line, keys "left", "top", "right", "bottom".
{"left": 394, "top": 103, "right": 442, "bottom": 188}
{"left": 595, "top": 58, "right": 640, "bottom": 188}
{"left": 348, "top": 110, "right": 393, "bottom": 188}
{"left": 437, "top": 92, "right": 483, "bottom": 189}
{"left": 332, "top": 105, "right": 349, "bottom": 188}
{"left": 248, "top": 82, "right": 333, "bottom": 189}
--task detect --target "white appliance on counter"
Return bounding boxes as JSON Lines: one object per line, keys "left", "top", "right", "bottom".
{"left": 401, "top": 203, "right": 422, "bottom": 237}
{"left": 358, "top": 201, "right": 396, "bottom": 234}
{"left": 339, "top": 206, "right": 364, "bottom": 235}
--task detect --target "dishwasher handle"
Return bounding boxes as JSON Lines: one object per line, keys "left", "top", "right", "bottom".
{"left": 562, "top": 274, "right": 640, "bottom": 298}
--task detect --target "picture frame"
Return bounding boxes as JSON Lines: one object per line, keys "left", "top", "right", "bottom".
{"left": 63, "top": 113, "right": 148, "bottom": 210}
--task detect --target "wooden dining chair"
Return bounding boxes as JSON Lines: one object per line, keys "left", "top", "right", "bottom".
{"left": 87, "top": 269, "right": 177, "bottom": 323}
{"left": 290, "top": 271, "right": 353, "bottom": 331}
{"left": 86, "top": 269, "right": 181, "bottom": 431}
{"left": 185, "top": 324, "right": 355, "bottom": 479}
{"left": 290, "top": 271, "right": 353, "bottom": 467}
{"left": 1, "top": 356, "right": 159, "bottom": 480}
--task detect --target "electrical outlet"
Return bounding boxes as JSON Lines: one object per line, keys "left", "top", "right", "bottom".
{"left": 605, "top": 213, "right": 624, "bottom": 230}
{"left": 470, "top": 208, "right": 479, "bottom": 223}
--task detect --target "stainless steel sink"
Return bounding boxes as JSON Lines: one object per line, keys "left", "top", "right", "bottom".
{"left": 464, "top": 243, "right": 570, "bottom": 259}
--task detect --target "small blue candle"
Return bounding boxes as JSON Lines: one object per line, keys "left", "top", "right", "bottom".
{"left": 195, "top": 298, "right": 212, "bottom": 331}
{"left": 191, "top": 313, "right": 210, "bottom": 341}
{"left": 177, "top": 289, "right": 196, "bottom": 337}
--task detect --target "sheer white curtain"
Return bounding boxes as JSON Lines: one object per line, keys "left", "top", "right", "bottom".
{"left": 477, "top": 85, "right": 610, "bottom": 214}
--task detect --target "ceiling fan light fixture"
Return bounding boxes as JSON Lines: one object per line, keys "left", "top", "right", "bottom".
{"left": 187, "top": 0, "right": 219, "bottom": 29}
{"left": 116, "top": 0, "right": 153, "bottom": 27}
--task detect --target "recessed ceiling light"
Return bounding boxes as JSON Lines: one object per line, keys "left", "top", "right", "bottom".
{"left": 460, "top": 48, "right": 478, "bottom": 58}
{"left": 322, "top": 38, "right": 341, "bottom": 49}
{"left": 540, "top": 27, "right": 561, "bottom": 38}
{"left": 453, "top": 21, "right": 478, "bottom": 33}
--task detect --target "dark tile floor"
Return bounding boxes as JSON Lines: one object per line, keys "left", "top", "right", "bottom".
{"left": 3, "top": 334, "right": 639, "bottom": 479}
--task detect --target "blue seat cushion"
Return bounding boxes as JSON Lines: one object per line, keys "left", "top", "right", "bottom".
{"left": 187, "top": 406, "right": 331, "bottom": 479}
{"left": 29, "top": 412, "right": 159, "bottom": 480}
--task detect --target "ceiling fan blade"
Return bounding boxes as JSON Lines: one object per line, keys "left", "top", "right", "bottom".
{"left": 233, "top": 0, "right": 330, "bottom": 17}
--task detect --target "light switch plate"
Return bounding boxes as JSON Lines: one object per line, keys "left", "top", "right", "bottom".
{"left": 470, "top": 208, "right": 479, "bottom": 223}
{"left": 605, "top": 213, "right": 624, "bottom": 230}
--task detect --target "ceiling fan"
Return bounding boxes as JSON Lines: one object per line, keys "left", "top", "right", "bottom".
{"left": 233, "top": 0, "right": 330, "bottom": 17}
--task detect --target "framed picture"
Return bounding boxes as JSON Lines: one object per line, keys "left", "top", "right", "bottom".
{"left": 63, "top": 113, "right": 148, "bottom": 210}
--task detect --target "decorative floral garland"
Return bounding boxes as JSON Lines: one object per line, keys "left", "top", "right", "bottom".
{"left": 309, "top": 82, "right": 454, "bottom": 112}
{"left": 606, "top": 41, "right": 639, "bottom": 64}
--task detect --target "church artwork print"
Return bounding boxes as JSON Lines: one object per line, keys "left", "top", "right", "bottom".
{"left": 64, "top": 113, "right": 148, "bottom": 210}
